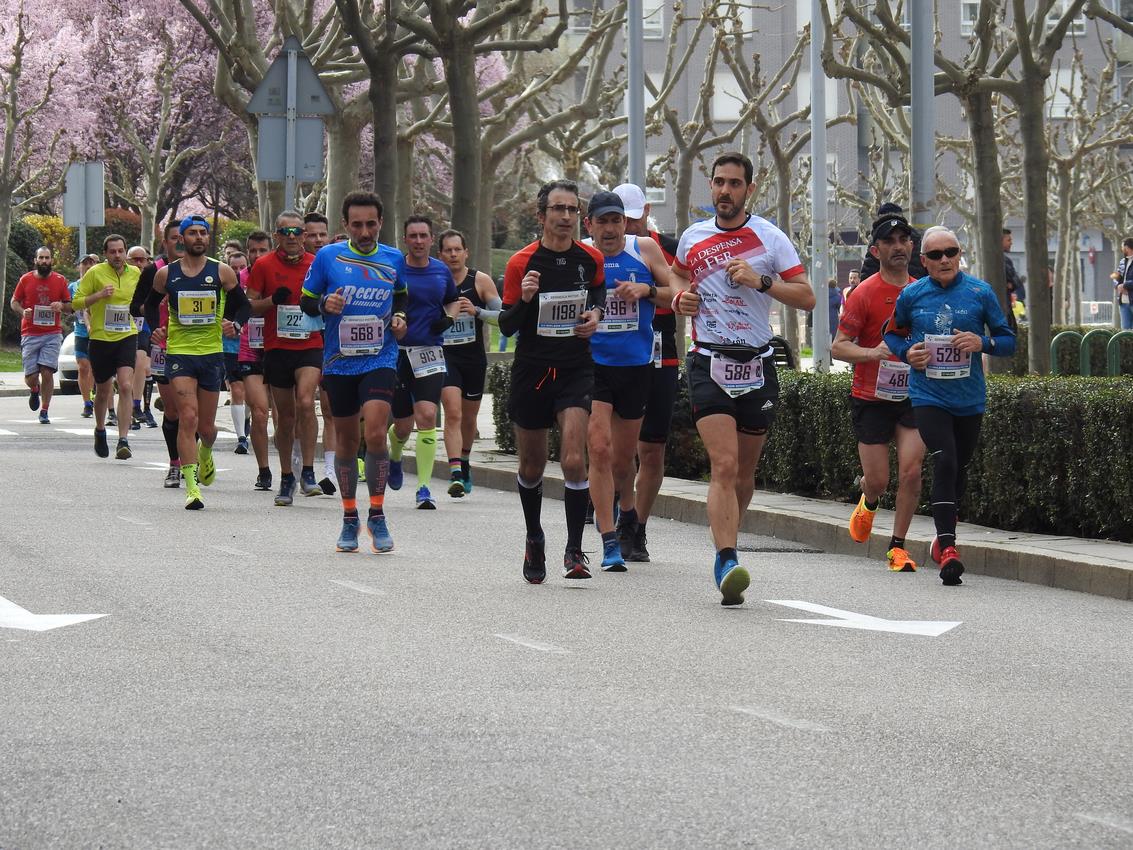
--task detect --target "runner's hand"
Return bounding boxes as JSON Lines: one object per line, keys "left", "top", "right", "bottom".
{"left": 574, "top": 309, "right": 599, "bottom": 338}
{"left": 391, "top": 314, "right": 407, "bottom": 340}
{"left": 152, "top": 326, "right": 167, "bottom": 346}
{"left": 724, "top": 258, "right": 758, "bottom": 288}
{"left": 675, "top": 290, "right": 700, "bottom": 317}
{"left": 221, "top": 320, "right": 238, "bottom": 338}
{"left": 324, "top": 288, "right": 346, "bottom": 315}
{"left": 872, "top": 343, "right": 892, "bottom": 361}
{"left": 521, "top": 271, "right": 540, "bottom": 303}
{"left": 906, "top": 341, "right": 930, "bottom": 370}
{"left": 614, "top": 280, "right": 649, "bottom": 301}
{"left": 952, "top": 331, "right": 983, "bottom": 354}
{"left": 271, "top": 287, "right": 292, "bottom": 305}
{"left": 457, "top": 297, "right": 477, "bottom": 316}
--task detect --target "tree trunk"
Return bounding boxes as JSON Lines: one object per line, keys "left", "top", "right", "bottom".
{"left": 325, "top": 113, "right": 363, "bottom": 229}
{"left": 396, "top": 136, "right": 413, "bottom": 235}
{"left": 141, "top": 163, "right": 161, "bottom": 256}
{"left": 1015, "top": 83, "right": 1052, "bottom": 374}
{"left": 774, "top": 149, "right": 800, "bottom": 362}
{"left": 0, "top": 199, "right": 11, "bottom": 341}
{"left": 1053, "top": 165, "right": 1074, "bottom": 325}
{"left": 445, "top": 35, "right": 484, "bottom": 270}
{"left": 673, "top": 148, "right": 696, "bottom": 350}
{"left": 370, "top": 55, "right": 399, "bottom": 246}
{"left": 965, "top": 91, "right": 1011, "bottom": 374}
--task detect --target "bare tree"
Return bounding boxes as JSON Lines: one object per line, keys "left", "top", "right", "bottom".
{"left": 0, "top": 10, "right": 70, "bottom": 340}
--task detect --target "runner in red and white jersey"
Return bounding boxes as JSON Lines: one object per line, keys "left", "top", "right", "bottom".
{"left": 832, "top": 214, "right": 925, "bottom": 573}
{"left": 670, "top": 152, "right": 815, "bottom": 607}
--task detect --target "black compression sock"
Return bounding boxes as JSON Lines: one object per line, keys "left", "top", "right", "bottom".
{"left": 889, "top": 536, "right": 905, "bottom": 550}
{"left": 564, "top": 483, "right": 589, "bottom": 550}
{"left": 518, "top": 476, "right": 544, "bottom": 539}
{"left": 864, "top": 497, "right": 879, "bottom": 511}
{"left": 161, "top": 415, "right": 179, "bottom": 462}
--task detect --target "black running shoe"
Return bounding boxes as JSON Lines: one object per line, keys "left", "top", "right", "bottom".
{"left": 254, "top": 471, "right": 273, "bottom": 491}
{"left": 563, "top": 548, "right": 592, "bottom": 580}
{"left": 94, "top": 428, "right": 109, "bottom": 458}
{"left": 115, "top": 438, "right": 132, "bottom": 460}
{"left": 28, "top": 389, "right": 39, "bottom": 411}
{"left": 616, "top": 516, "right": 638, "bottom": 560}
{"left": 628, "top": 524, "right": 650, "bottom": 562}
{"left": 318, "top": 476, "right": 337, "bottom": 496}
{"left": 107, "top": 409, "right": 117, "bottom": 427}
{"left": 522, "top": 535, "right": 546, "bottom": 584}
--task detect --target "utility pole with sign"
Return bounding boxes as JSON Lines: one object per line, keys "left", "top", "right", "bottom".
{"left": 62, "top": 162, "right": 105, "bottom": 259}
{"left": 245, "top": 37, "right": 334, "bottom": 213}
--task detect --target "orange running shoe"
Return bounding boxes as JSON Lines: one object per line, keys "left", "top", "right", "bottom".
{"left": 848, "top": 494, "right": 876, "bottom": 543}
{"left": 887, "top": 547, "right": 917, "bottom": 572}
{"left": 930, "top": 536, "right": 943, "bottom": 564}
{"left": 940, "top": 546, "right": 964, "bottom": 586}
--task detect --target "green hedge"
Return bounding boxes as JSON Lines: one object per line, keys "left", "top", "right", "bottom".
{"left": 2, "top": 247, "right": 29, "bottom": 344}
{"left": 1013, "top": 323, "right": 1133, "bottom": 375}
{"left": 486, "top": 362, "right": 1133, "bottom": 542}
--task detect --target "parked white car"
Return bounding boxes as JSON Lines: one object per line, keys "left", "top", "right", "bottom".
{"left": 58, "top": 332, "right": 79, "bottom": 394}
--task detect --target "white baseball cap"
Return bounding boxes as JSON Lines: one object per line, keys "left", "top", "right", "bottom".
{"left": 612, "top": 183, "right": 647, "bottom": 219}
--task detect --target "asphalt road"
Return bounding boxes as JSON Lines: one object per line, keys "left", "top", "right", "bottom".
{"left": 1, "top": 394, "right": 1131, "bottom": 849}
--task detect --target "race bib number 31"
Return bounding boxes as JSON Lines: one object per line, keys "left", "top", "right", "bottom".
{"left": 924, "top": 333, "right": 971, "bottom": 380}
{"left": 536, "top": 290, "right": 587, "bottom": 337}
{"left": 339, "top": 315, "right": 383, "bottom": 356}
{"left": 874, "top": 360, "right": 910, "bottom": 401}
{"left": 177, "top": 290, "right": 216, "bottom": 326}
{"left": 709, "top": 352, "right": 765, "bottom": 397}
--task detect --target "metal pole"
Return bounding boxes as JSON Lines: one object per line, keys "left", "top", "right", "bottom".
{"left": 78, "top": 224, "right": 86, "bottom": 260}
{"left": 910, "top": 0, "right": 935, "bottom": 227}
{"left": 627, "top": 0, "right": 645, "bottom": 187}
{"left": 810, "top": 0, "right": 830, "bottom": 372}
{"left": 285, "top": 45, "right": 298, "bottom": 210}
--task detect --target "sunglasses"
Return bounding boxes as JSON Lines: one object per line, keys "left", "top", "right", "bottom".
{"left": 923, "top": 246, "right": 960, "bottom": 261}
{"left": 277, "top": 226, "right": 304, "bottom": 237}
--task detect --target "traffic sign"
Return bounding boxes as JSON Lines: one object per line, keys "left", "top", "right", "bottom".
{"left": 256, "top": 117, "right": 324, "bottom": 182}
{"left": 62, "top": 162, "right": 105, "bottom": 228}
{"left": 246, "top": 37, "right": 334, "bottom": 116}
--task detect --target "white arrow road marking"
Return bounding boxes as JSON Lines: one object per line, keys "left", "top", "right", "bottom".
{"left": 493, "top": 633, "right": 569, "bottom": 654}
{"left": 1075, "top": 814, "right": 1133, "bottom": 835}
{"left": 0, "top": 429, "right": 18, "bottom": 436}
{"left": 730, "top": 706, "right": 831, "bottom": 732}
{"left": 329, "top": 579, "right": 385, "bottom": 596}
{"left": 765, "top": 600, "right": 962, "bottom": 637}
{"left": 54, "top": 428, "right": 93, "bottom": 436}
{"left": 0, "top": 594, "right": 106, "bottom": 632}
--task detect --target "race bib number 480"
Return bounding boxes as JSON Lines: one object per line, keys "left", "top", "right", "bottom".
{"left": 874, "top": 360, "right": 910, "bottom": 401}
{"left": 709, "top": 352, "right": 765, "bottom": 397}
{"left": 924, "top": 333, "right": 971, "bottom": 380}
{"left": 536, "top": 291, "right": 587, "bottom": 337}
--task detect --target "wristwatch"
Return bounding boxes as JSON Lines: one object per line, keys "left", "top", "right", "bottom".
{"left": 647, "top": 284, "right": 658, "bottom": 300}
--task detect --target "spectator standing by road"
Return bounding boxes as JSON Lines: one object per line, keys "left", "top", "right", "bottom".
{"left": 1112, "top": 237, "right": 1133, "bottom": 330}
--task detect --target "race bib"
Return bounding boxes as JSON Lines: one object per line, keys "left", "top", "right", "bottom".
{"left": 176, "top": 290, "right": 216, "bottom": 326}
{"left": 597, "top": 290, "right": 639, "bottom": 333}
{"left": 536, "top": 290, "right": 587, "bottom": 337}
{"left": 247, "top": 317, "right": 265, "bottom": 349}
{"left": 150, "top": 345, "right": 165, "bottom": 378}
{"left": 104, "top": 302, "right": 132, "bottom": 333}
{"left": 652, "top": 330, "right": 663, "bottom": 369}
{"left": 924, "top": 333, "right": 971, "bottom": 380}
{"left": 443, "top": 315, "right": 476, "bottom": 346}
{"left": 874, "top": 360, "right": 910, "bottom": 401}
{"left": 405, "top": 345, "right": 446, "bottom": 378}
{"left": 339, "top": 314, "right": 383, "bottom": 356}
{"left": 276, "top": 304, "right": 309, "bottom": 339}
{"left": 32, "top": 305, "right": 56, "bottom": 327}
{"left": 709, "top": 351, "right": 765, "bottom": 397}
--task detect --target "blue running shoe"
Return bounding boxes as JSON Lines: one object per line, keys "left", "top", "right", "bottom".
{"left": 388, "top": 459, "right": 403, "bottom": 491}
{"left": 600, "top": 538, "right": 626, "bottom": 572}
{"left": 462, "top": 474, "right": 472, "bottom": 495}
{"left": 336, "top": 516, "right": 360, "bottom": 552}
{"left": 367, "top": 513, "right": 394, "bottom": 553}
{"left": 714, "top": 555, "right": 750, "bottom": 607}
{"left": 415, "top": 485, "right": 436, "bottom": 510}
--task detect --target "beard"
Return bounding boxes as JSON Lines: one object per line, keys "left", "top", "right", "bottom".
{"left": 35, "top": 264, "right": 52, "bottom": 276}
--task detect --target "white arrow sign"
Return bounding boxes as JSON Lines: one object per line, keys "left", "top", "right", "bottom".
{"left": 0, "top": 594, "right": 105, "bottom": 632}
{"left": 766, "top": 600, "right": 961, "bottom": 637}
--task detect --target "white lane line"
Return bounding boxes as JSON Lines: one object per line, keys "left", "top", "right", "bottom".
{"left": 115, "top": 516, "right": 152, "bottom": 527}
{"left": 55, "top": 428, "right": 93, "bottom": 436}
{"left": 330, "top": 579, "right": 386, "bottom": 596}
{"left": 0, "top": 429, "right": 17, "bottom": 436}
{"left": 1075, "top": 813, "right": 1133, "bottom": 835}
{"left": 729, "top": 706, "right": 831, "bottom": 733}
{"left": 212, "top": 546, "right": 251, "bottom": 558}
{"left": 493, "top": 633, "right": 569, "bottom": 654}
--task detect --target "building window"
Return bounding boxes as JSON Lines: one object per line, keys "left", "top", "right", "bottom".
{"left": 642, "top": 0, "right": 664, "bottom": 38}
{"left": 961, "top": 0, "right": 979, "bottom": 37}
{"left": 1045, "top": 0, "right": 1087, "bottom": 36}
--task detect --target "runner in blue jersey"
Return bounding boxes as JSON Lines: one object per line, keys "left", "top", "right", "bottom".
{"left": 386, "top": 215, "right": 460, "bottom": 510}
{"left": 300, "top": 190, "right": 408, "bottom": 554}
{"left": 883, "top": 226, "right": 1015, "bottom": 586}
{"left": 583, "top": 191, "right": 673, "bottom": 571}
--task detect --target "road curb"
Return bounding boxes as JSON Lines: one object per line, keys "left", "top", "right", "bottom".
{"left": 399, "top": 451, "right": 1133, "bottom": 602}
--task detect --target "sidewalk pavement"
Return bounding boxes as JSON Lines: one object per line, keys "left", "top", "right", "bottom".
{"left": 9, "top": 368, "right": 1129, "bottom": 601}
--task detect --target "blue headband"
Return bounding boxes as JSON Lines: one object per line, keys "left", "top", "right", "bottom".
{"left": 179, "top": 215, "right": 210, "bottom": 235}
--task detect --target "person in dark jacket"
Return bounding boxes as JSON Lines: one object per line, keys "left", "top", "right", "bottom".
{"left": 860, "top": 203, "right": 927, "bottom": 281}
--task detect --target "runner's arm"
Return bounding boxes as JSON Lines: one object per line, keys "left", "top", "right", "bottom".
{"left": 130, "top": 264, "right": 156, "bottom": 317}
{"left": 142, "top": 267, "right": 169, "bottom": 331}
{"left": 982, "top": 285, "right": 1017, "bottom": 357}
{"left": 639, "top": 237, "right": 673, "bottom": 306}
{"left": 221, "top": 267, "right": 252, "bottom": 327}
{"left": 474, "top": 271, "right": 502, "bottom": 326}
{"left": 498, "top": 263, "right": 529, "bottom": 337}
{"left": 882, "top": 292, "right": 913, "bottom": 362}
{"left": 830, "top": 327, "right": 889, "bottom": 363}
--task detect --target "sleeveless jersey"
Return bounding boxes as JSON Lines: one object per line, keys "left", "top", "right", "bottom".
{"left": 591, "top": 236, "right": 655, "bottom": 367}
{"left": 166, "top": 259, "right": 225, "bottom": 356}
{"left": 443, "top": 268, "right": 488, "bottom": 360}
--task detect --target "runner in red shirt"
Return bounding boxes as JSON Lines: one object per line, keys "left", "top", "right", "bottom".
{"left": 831, "top": 214, "right": 926, "bottom": 572}
{"left": 247, "top": 210, "right": 322, "bottom": 504}
{"left": 11, "top": 246, "right": 71, "bottom": 422}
